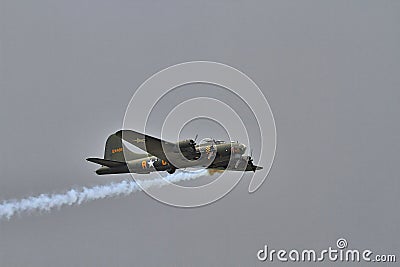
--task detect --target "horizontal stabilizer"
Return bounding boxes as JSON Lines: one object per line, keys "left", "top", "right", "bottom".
{"left": 86, "top": 158, "right": 125, "bottom": 167}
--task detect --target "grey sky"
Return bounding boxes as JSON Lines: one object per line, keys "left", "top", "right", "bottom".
{"left": 1, "top": 0, "right": 399, "bottom": 266}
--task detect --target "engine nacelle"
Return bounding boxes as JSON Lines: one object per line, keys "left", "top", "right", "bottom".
{"left": 177, "top": 139, "right": 196, "bottom": 154}
{"left": 167, "top": 167, "right": 176, "bottom": 174}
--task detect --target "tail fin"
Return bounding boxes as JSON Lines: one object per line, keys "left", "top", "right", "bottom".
{"left": 104, "top": 133, "right": 148, "bottom": 162}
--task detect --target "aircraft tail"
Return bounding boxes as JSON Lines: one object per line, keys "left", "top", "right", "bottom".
{"left": 86, "top": 158, "right": 125, "bottom": 167}
{"left": 104, "top": 133, "right": 148, "bottom": 162}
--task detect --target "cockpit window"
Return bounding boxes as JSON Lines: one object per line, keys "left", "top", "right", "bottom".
{"left": 201, "top": 138, "right": 225, "bottom": 144}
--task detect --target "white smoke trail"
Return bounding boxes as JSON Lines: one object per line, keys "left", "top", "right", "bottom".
{"left": 0, "top": 169, "right": 209, "bottom": 220}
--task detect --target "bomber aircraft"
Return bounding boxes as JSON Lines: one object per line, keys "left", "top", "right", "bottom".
{"left": 87, "top": 130, "right": 262, "bottom": 175}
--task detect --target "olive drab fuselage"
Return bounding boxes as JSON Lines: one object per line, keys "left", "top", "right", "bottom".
{"left": 87, "top": 130, "right": 262, "bottom": 175}
{"left": 95, "top": 142, "right": 249, "bottom": 175}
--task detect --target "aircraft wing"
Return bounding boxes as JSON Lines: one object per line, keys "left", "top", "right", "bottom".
{"left": 115, "top": 130, "right": 171, "bottom": 160}
{"left": 115, "top": 130, "right": 194, "bottom": 162}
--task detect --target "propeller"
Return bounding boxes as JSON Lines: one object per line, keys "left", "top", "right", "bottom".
{"left": 247, "top": 149, "right": 256, "bottom": 172}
